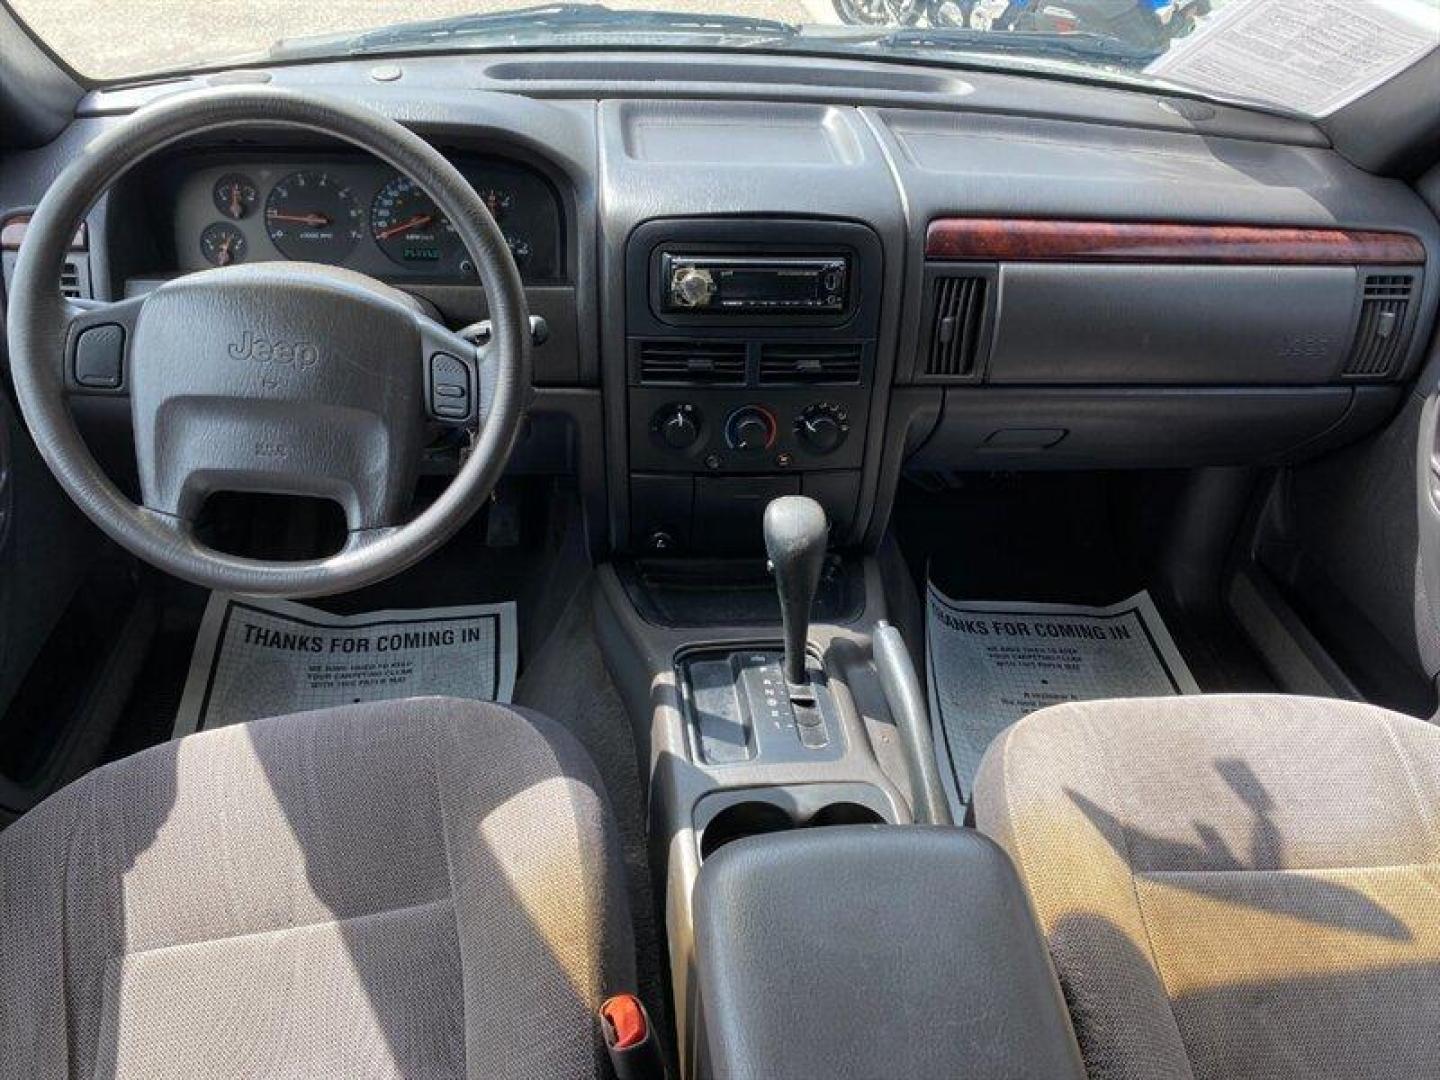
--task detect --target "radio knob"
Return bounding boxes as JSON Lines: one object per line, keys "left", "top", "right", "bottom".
{"left": 726, "top": 406, "right": 777, "bottom": 451}
{"left": 796, "top": 403, "right": 849, "bottom": 454}
{"left": 654, "top": 403, "right": 701, "bottom": 450}
{"left": 671, "top": 267, "right": 716, "bottom": 309}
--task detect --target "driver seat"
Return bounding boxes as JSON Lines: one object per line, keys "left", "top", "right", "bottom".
{"left": 0, "top": 697, "right": 636, "bottom": 1078}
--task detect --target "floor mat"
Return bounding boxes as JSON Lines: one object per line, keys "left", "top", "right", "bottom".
{"left": 175, "top": 594, "right": 517, "bottom": 736}
{"left": 926, "top": 585, "right": 1198, "bottom": 816}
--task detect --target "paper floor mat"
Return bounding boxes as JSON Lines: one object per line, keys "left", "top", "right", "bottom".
{"left": 175, "top": 594, "right": 517, "bottom": 737}
{"left": 925, "top": 586, "right": 1198, "bottom": 817}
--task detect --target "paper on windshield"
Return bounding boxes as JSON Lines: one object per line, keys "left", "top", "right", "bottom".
{"left": 174, "top": 594, "right": 517, "bottom": 736}
{"left": 1146, "top": 0, "right": 1440, "bottom": 116}
{"left": 925, "top": 587, "right": 1198, "bottom": 816}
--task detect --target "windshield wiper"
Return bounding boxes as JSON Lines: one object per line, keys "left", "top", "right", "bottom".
{"left": 874, "top": 27, "right": 1161, "bottom": 68}
{"left": 270, "top": 3, "right": 798, "bottom": 59}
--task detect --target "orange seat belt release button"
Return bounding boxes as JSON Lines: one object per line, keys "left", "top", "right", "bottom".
{"left": 601, "top": 993, "right": 648, "bottom": 1051}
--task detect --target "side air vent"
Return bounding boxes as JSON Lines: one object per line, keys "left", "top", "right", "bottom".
{"left": 1344, "top": 273, "right": 1416, "bottom": 379}
{"left": 923, "top": 272, "right": 990, "bottom": 380}
{"left": 0, "top": 216, "right": 90, "bottom": 300}
{"left": 636, "top": 339, "right": 746, "bottom": 384}
{"left": 60, "top": 259, "right": 86, "bottom": 299}
{"left": 758, "top": 342, "right": 863, "bottom": 384}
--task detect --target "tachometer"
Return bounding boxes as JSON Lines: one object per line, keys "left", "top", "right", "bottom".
{"left": 264, "top": 170, "right": 362, "bottom": 263}
{"left": 369, "top": 175, "right": 461, "bottom": 269}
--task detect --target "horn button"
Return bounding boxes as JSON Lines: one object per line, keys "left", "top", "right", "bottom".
{"left": 129, "top": 264, "right": 428, "bottom": 530}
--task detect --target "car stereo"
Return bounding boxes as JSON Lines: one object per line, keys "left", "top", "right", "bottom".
{"left": 659, "top": 252, "right": 850, "bottom": 314}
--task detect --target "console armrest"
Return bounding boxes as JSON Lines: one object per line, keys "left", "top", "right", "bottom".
{"left": 692, "top": 826, "right": 1085, "bottom": 1080}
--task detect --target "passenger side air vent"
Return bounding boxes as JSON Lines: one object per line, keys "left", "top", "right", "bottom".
{"left": 758, "top": 342, "right": 863, "bottom": 384}
{"left": 923, "top": 272, "right": 990, "bottom": 380}
{"left": 1343, "top": 273, "right": 1416, "bottom": 379}
{"left": 636, "top": 339, "right": 746, "bottom": 385}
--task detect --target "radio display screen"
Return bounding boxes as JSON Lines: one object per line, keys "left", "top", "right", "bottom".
{"left": 717, "top": 265, "right": 828, "bottom": 303}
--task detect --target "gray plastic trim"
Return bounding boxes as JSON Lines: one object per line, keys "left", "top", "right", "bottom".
{"left": 908, "top": 387, "right": 1400, "bottom": 471}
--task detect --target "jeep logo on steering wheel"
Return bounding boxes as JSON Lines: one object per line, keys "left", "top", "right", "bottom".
{"left": 227, "top": 330, "right": 320, "bottom": 370}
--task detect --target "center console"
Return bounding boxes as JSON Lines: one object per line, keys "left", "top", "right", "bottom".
{"left": 596, "top": 485, "right": 930, "bottom": 1073}
{"left": 624, "top": 219, "right": 885, "bottom": 554}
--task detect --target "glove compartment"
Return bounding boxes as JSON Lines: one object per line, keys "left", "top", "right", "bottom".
{"left": 986, "top": 263, "right": 1362, "bottom": 384}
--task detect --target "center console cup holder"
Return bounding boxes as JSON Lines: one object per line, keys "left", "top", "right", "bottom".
{"left": 695, "top": 782, "right": 898, "bottom": 861}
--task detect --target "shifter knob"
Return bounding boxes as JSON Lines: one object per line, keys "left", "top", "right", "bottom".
{"left": 763, "top": 496, "right": 829, "bottom": 688}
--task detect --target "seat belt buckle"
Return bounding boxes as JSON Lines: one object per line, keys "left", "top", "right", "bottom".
{"left": 600, "top": 993, "right": 667, "bottom": 1080}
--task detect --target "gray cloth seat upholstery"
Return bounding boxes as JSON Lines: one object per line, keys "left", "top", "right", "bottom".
{"left": 0, "top": 697, "right": 636, "bottom": 1079}
{"left": 974, "top": 694, "right": 1440, "bottom": 1080}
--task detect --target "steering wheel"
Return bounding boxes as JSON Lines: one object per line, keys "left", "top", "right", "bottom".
{"left": 5, "top": 87, "right": 530, "bottom": 597}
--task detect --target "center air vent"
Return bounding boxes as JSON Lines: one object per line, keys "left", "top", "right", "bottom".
{"left": 1343, "top": 273, "right": 1416, "bottom": 379}
{"left": 923, "top": 271, "right": 990, "bottom": 380}
{"left": 758, "top": 342, "right": 863, "bottom": 384}
{"left": 637, "top": 339, "right": 745, "bottom": 385}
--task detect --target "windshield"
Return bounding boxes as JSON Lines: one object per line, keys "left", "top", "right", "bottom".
{"left": 7, "top": 0, "right": 1438, "bottom": 117}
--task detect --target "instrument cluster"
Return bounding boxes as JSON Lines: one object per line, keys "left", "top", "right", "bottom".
{"left": 172, "top": 155, "right": 564, "bottom": 284}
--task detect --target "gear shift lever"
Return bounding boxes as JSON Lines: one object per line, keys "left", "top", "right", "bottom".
{"left": 763, "top": 496, "right": 829, "bottom": 689}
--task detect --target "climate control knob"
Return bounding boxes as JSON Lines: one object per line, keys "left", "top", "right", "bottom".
{"left": 652, "top": 403, "right": 702, "bottom": 451}
{"left": 725, "top": 405, "right": 778, "bottom": 451}
{"left": 796, "top": 403, "right": 850, "bottom": 454}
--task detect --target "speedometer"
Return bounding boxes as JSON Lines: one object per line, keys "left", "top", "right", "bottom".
{"left": 264, "top": 170, "right": 363, "bottom": 263}
{"left": 370, "top": 175, "right": 461, "bottom": 269}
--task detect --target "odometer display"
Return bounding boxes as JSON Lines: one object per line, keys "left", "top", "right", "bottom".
{"left": 370, "top": 175, "right": 462, "bottom": 270}
{"left": 264, "top": 170, "right": 363, "bottom": 263}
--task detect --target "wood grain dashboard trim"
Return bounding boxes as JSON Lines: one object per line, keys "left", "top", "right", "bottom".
{"left": 924, "top": 219, "right": 1427, "bottom": 266}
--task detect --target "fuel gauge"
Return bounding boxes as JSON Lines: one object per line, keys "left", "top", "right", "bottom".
{"left": 200, "top": 222, "right": 248, "bottom": 267}
{"left": 213, "top": 174, "right": 258, "bottom": 220}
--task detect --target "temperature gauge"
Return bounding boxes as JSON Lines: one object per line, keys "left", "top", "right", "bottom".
{"left": 212, "top": 174, "right": 258, "bottom": 220}
{"left": 200, "top": 222, "right": 247, "bottom": 267}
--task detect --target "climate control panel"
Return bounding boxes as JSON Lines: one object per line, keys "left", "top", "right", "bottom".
{"left": 634, "top": 386, "right": 865, "bottom": 475}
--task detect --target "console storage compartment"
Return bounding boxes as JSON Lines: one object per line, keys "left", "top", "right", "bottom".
{"left": 692, "top": 826, "right": 1086, "bottom": 1080}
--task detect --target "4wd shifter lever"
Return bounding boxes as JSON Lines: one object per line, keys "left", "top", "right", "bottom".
{"left": 763, "top": 496, "right": 829, "bottom": 689}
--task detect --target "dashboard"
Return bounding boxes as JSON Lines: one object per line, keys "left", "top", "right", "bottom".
{"left": 2, "top": 52, "right": 1437, "bottom": 559}
{"left": 167, "top": 153, "right": 564, "bottom": 284}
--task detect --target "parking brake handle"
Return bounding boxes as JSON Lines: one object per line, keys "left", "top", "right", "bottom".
{"left": 763, "top": 496, "right": 829, "bottom": 690}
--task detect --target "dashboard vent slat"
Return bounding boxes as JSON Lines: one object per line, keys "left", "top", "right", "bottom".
{"left": 59, "top": 258, "right": 89, "bottom": 300}
{"left": 637, "top": 339, "right": 746, "bottom": 385}
{"left": 925, "top": 273, "right": 988, "bottom": 379}
{"left": 1344, "top": 273, "right": 1415, "bottom": 379}
{"left": 758, "top": 342, "right": 863, "bottom": 384}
